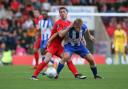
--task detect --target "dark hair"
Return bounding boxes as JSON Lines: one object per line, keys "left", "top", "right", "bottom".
{"left": 59, "top": 7, "right": 68, "bottom": 12}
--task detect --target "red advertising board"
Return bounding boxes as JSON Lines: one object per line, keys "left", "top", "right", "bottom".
{"left": 12, "top": 54, "right": 106, "bottom": 65}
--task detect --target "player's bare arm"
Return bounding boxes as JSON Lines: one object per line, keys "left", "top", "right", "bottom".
{"left": 46, "top": 32, "right": 58, "bottom": 47}
{"left": 82, "top": 36, "right": 87, "bottom": 47}
{"left": 58, "top": 24, "right": 73, "bottom": 38}
{"left": 86, "top": 29, "right": 95, "bottom": 41}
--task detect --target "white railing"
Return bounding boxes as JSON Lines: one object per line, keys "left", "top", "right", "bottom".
{"left": 48, "top": 12, "right": 128, "bottom": 17}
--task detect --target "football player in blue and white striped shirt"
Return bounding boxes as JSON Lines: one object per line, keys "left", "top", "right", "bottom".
{"left": 37, "top": 11, "right": 53, "bottom": 53}
{"left": 33, "top": 11, "right": 57, "bottom": 69}
{"left": 56, "top": 18, "right": 102, "bottom": 79}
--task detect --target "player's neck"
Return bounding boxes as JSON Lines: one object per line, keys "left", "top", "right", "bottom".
{"left": 61, "top": 18, "right": 67, "bottom": 21}
{"left": 117, "top": 29, "right": 121, "bottom": 31}
{"left": 43, "top": 17, "right": 48, "bottom": 20}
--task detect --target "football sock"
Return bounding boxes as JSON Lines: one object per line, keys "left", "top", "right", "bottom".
{"left": 123, "top": 52, "right": 126, "bottom": 62}
{"left": 34, "top": 51, "right": 39, "bottom": 66}
{"left": 67, "top": 61, "right": 78, "bottom": 76}
{"left": 115, "top": 53, "right": 119, "bottom": 64}
{"left": 33, "top": 60, "right": 48, "bottom": 77}
{"left": 57, "top": 62, "right": 64, "bottom": 74}
{"left": 90, "top": 66, "right": 97, "bottom": 77}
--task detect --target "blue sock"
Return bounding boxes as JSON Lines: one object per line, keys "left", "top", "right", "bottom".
{"left": 57, "top": 62, "right": 64, "bottom": 74}
{"left": 91, "top": 67, "right": 97, "bottom": 77}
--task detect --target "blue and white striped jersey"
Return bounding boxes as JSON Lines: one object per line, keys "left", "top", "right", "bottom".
{"left": 64, "top": 24, "right": 87, "bottom": 46}
{"left": 38, "top": 18, "right": 53, "bottom": 41}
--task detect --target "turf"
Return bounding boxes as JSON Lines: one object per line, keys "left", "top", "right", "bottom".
{"left": 0, "top": 65, "right": 128, "bottom": 89}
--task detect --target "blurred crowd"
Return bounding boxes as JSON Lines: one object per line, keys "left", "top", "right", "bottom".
{"left": 0, "top": 0, "right": 128, "bottom": 59}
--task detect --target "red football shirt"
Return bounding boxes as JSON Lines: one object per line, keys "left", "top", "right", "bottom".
{"left": 34, "top": 15, "right": 43, "bottom": 25}
{"left": 50, "top": 19, "right": 71, "bottom": 45}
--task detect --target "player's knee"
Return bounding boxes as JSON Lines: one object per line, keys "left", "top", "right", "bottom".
{"left": 44, "top": 53, "right": 52, "bottom": 62}
{"left": 34, "top": 48, "right": 38, "bottom": 52}
{"left": 63, "top": 53, "right": 70, "bottom": 61}
{"left": 85, "top": 54, "right": 95, "bottom": 65}
{"left": 90, "top": 59, "right": 95, "bottom": 65}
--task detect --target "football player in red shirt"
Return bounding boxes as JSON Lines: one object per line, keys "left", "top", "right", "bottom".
{"left": 33, "top": 9, "right": 43, "bottom": 69}
{"left": 31, "top": 7, "right": 86, "bottom": 80}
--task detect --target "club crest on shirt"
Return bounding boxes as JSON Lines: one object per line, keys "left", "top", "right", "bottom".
{"left": 57, "top": 24, "right": 60, "bottom": 29}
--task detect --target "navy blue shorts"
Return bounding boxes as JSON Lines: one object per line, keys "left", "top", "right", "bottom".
{"left": 64, "top": 43, "right": 90, "bottom": 58}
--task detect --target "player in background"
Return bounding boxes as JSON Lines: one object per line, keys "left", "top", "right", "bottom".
{"left": 31, "top": 7, "right": 86, "bottom": 80}
{"left": 38, "top": 10, "right": 58, "bottom": 72}
{"left": 56, "top": 18, "right": 102, "bottom": 79}
{"left": 33, "top": 10, "right": 56, "bottom": 69}
{"left": 113, "top": 24, "right": 127, "bottom": 64}
{"left": 33, "top": 9, "right": 43, "bottom": 69}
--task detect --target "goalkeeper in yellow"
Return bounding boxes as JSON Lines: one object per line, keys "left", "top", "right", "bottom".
{"left": 113, "top": 24, "right": 127, "bottom": 64}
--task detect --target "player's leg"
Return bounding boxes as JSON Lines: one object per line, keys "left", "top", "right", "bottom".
{"left": 120, "top": 44, "right": 126, "bottom": 63}
{"left": 40, "top": 40, "right": 57, "bottom": 76}
{"left": 56, "top": 45, "right": 71, "bottom": 76}
{"left": 31, "top": 43, "right": 58, "bottom": 80}
{"left": 79, "top": 46, "right": 102, "bottom": 79}
{"left": 56, "top": 52, "right": 84, "bottom": 79}
{"left": 57, "top": 51, "right": 71, "bottom": 75}
{"left": 84, "top": 54, "right": 102, "bottom": 79}
{"left": 31, "top": 52, "right": 52, "bottom": 80}
{"left": 62, "top": 45, "right": 79, "bottom": 76}
{"left": 56, "top": 44, "right": 79, "bottom": 76}
{"left": 114, "top": 44, "right": 119, "bottom": 64}
{"left": 33, "top": 39, "right": 40, "bottom": 69}
{"left": 57, "top": 45, "right": 86, "bottom": 79}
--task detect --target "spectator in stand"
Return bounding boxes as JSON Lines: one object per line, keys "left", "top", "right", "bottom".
{"left": 0, "top": 42, "right": 4, "bottom": 61}
{"left": 122, "top": 18, "right": 128, "bottom": 35}
{"left": 71, "top": 0, "right": 80, "bottom": 5}
{"left": 119, "top": 4, "right": 128, "bottom": 12}
{"left": 107, "top": 18, "right": 117, "bottom": 38}
{"left": 27, "top": 25, "right": 37, "bottom": 38}
{"left": 22, "top": 16, "right": 34, "bottom": 30}
{"left": 16, "top": 44, "right": 27, "bottom": 55}
{"left": 20, "top": 31, "right": 30, "bottom": 50}
{"left": 31, "top": 0, "right": 41, "bottom": 10}
{"left": 27, "top": 43, "right": 34, "bottom": 54}
{"left": 10, "top": 0, "right": 21, "bottom": 13}
{"left": 6, "top": 31, "right": 17, "bottom": 54}
{"left": 41, "top": 0, "right": 51, "bottom": 11}
{"left": 1, "top": 43, "right": 12, "bottom": 65}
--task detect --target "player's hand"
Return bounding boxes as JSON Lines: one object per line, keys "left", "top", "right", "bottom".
{"left": 89, "top": 35, "right": 95, "bottom": 41}
{"left": 124, "top": 43, "right": 127, "bottom": 47}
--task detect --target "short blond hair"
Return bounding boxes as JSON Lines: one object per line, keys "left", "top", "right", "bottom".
{"left": 73, "top": 18, "right": 83, "bottom": 27}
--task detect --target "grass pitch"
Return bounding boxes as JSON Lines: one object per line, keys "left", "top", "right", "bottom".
{"left": 0, "top": 65, "right": 128, "bottom": 89}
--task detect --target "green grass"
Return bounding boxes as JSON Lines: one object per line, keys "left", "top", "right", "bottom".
{"left": 0, "top": 65, "right": 128, "bottom": 89}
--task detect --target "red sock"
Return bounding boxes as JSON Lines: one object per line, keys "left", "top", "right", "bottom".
{"left": 67, "top": 61, "right": 78, "bottom": 76}
{"left": 33, "top": 61, "right": 47, "bottom": 77}
{"left": 34, "top": 51, "right": 39, "bottom": 66}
